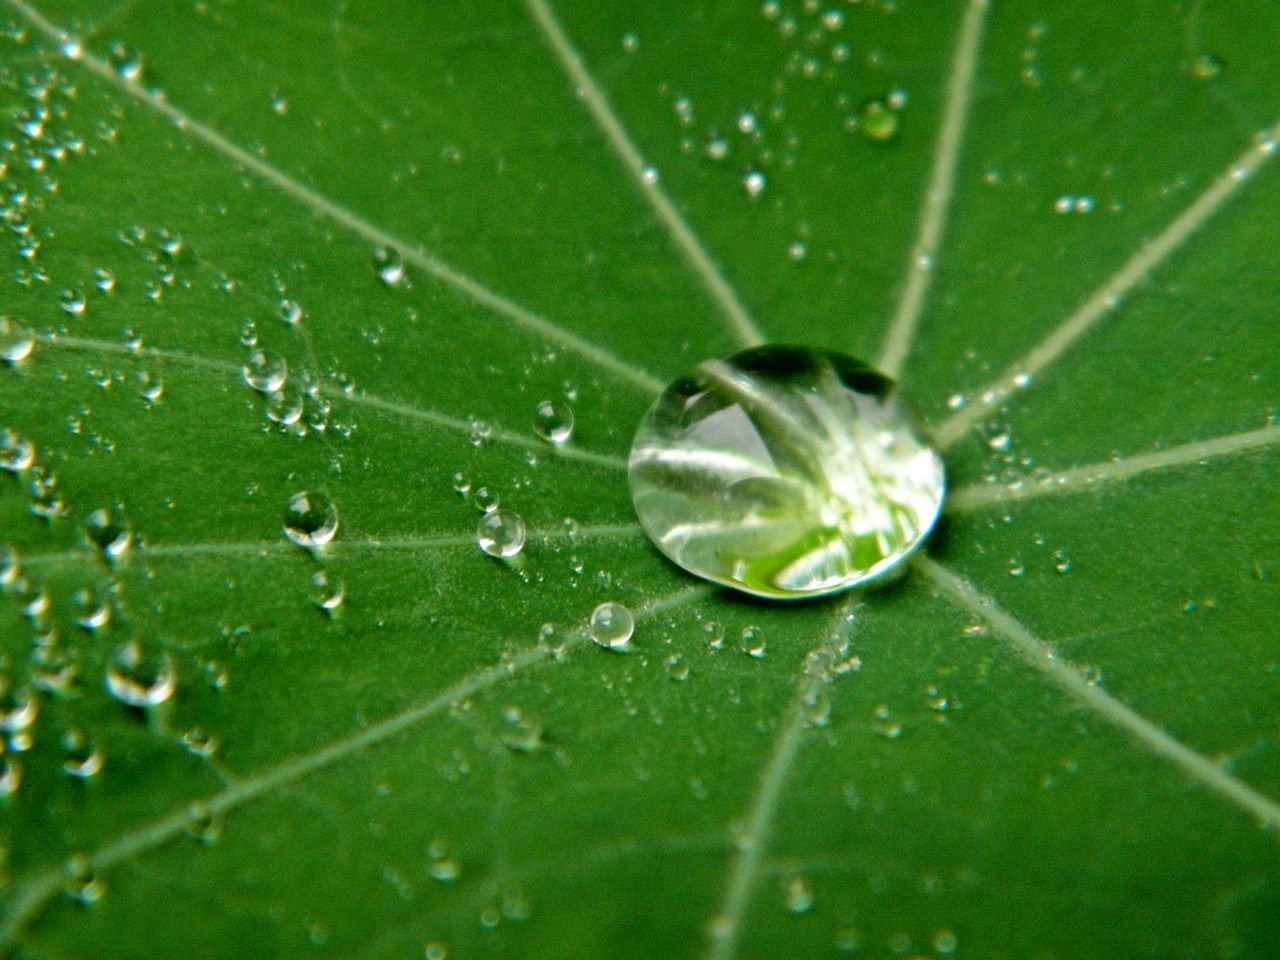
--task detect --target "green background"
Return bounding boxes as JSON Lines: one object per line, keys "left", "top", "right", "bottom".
{"left": 1, "top": 0, "right": 1278, "bottom": 957}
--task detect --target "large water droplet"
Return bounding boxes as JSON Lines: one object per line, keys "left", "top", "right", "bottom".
{"left": 372, "top": 247, "right": 405, "bottom": 285}
{"left": 105, "top": 641, "right": 177, "bottom": 708}
{"left": 589, "top": 601, "right": 634, "bottom": 649}
{"left": 282, "top": 491, "right": 338, "bottom": 548}
{"left": 628, "top": 346, "right": 944, "bottom": 599}
{"left": 532, "top": 400, "right": 574, "bottom": 445}
{"left": 0, "top": 317, "right": 35, "bottom": 364}
{"left": 476, "top": 510, "right": 526, "bottom": 558}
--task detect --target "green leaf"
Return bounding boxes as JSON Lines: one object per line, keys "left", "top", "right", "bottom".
{"left": 2, "top": 0, "right": 1279, "bottom": 957}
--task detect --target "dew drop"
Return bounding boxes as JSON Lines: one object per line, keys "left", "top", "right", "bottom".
{"left": 107, "top": 41, "right": 144, "bottom": 81}
{"left": 137, "top": 371, "right": 164, "bottom": 402}
{"left": 63, "top": 854, "right": 105, "bottom": 903}
{"left": 476, "top": 509, "right": 526, "bottom": 558}
{"left": 265, "top": 386, "right": 304, "bottom": 426}
{"left": 182, "top": 727, "right": 220, "bottom": 758}
{"left": 628, "top": 346, "right": 944, "bottom": 599}
{"left": 784, "top": 876, "right": 814, "bottom": 913}
{"left": 424, "top": 944, "right": 449, "bottom": 960}
{"left": 743, "top": 170, "right": 767, "bottom": 197}
{"left": 860, "top": 98, "right": 900, "bottom": 142}
{"left": 0, "top": 317, "right": 36, "bottom": 364}
{"left": 83, "top": 506, "right": 132, "bottom": 559}
{"left": 373, "top": 246, "right": 406, "bottom": 285}
{"left": 185, "top": 801, "right": 222, "bottom": 844}
{"left": 0, "top": 754, "right": 22, "bottom": 797}
{"left": 0, "top": 680, "right": 38, "bottom": 737}
{"left": 739, "top": 626, "right": 766, "bottom": 659}
{"left": 105, "top": 641, "right": 177, "bottom": 707}
{"left": 0, "top": 430, "right": 35, "bottom": 472}
{"left": 61, "top": 729, "right": 105, "bottom": 779}
{"left": 1051, "top": 549, "right": 1072, "bottom": 573}
{"left": 703, "top": 621, "right": 725, "bottom": 649}
{"left": 451, "top": 472, "right": 472, "bottom": 494}
{"left": 1008, "top": 558, "right": 1026, "bottom": 577}
{"left": 499, "top": 706, "right": 543, "bottom": 753}
{"left": 933, "top": 930, "right": 959, "bottom": 955}
{"left": 1192, "top": 52, "right": 1223, "bottom": 80}
{"left": 242, "top": 348, "right": 287, "bottom": 394}
{"left": 27, "top": 466, "right": 65, "bottom": 519}
{"left": 309, "top": 570, "right": 346, "bottom": 611}
{"left": 532, "top": 399, "right": 575, "bottom": 445}
{"left": 472, "top": 486, "right": 500, "bottom": 514}
{"left": 589, "top": 601, "right": 634, "bottom": 649}
{"left": 0, "top": 545, "right": 18, "bottom": 587}
{"left": 73, "top": 587, "right": 113, "bottom": 630}
{"left": 277, "top": 299, "right": 302, "bottom": 325}
{"left": 282, "top": 491, "right": 339, "bottom": 548}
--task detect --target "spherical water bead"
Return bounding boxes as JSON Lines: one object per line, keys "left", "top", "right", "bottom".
{"left": 372, "top": 246, "right": 406, "bottom": 285}
{"left": 309, "top": 570, "right": 345, "bottom": 611}
{"left": 0, "top": 317, "right": 35, "bottom": 363}
{"left": 105, "top": 641, "right": 177, "bottom": 707}
{"left": 282, "top": 491, "right": 339, "bottom": 547}
{"left": 0, "top": 755, "right": 22, "bottom": 797}
{"left": 265, "top": 387, "right": 304, "bottom": 426}
{"left": 476, "top": 510, "right": 526, "bottom": 558}
{"left": 0, "top": 546, "right": 18, "bottom": 587}
{"left": 860, "top": 99, "right": 900, "bottom": 142}
{"left": 0, "top": 430, "right": 35, "bottom": 472}
{"left": 473, "top": 486, "right": 500, "bottom": 513}
{"left": 0, "top": 681, "right": 39, "bottom": 736}
{"left": 629, "top": 345, "right": 944, "bottom": 599}
{"left": 83, "top": 506, "right": 132, "bottom": 559}
{"left": 277, "top": 299, "right": 302, "bottom": 325}
{"left": 532, "top": 400, "right": 574, "bottom": 445}
{"left": 61, "top": 729, "right": 105, "bottom": 779}
{"left": 242, "top": 348, "right": 287, "bottom": 394}
{"left": 589, "top": 601, "right": 634, "bottom": 649}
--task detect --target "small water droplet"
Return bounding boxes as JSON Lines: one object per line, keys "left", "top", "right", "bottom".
{"left": 743, "top": 170, "right": 767, "bottom": 197}
{"left": 739, "top": 626, "right": 766, "bottom": 659}
{"left": 61, "top": 729, "right": 105, "bottom": 779}
{"left": 429, "top": 840, "right": 461, "bottom": 882}
{"left": 703, "top": 621, "right": 725, "bottom": 649}
{"left": 373, "top": 247, "right": 406, "bottom": 285}
{"left": 282, "top": 491, "right": 338, "bottom": 548}
{"left": 107, "top": 41, "right": 144, "bottom": 81}
{"left": 265, "top": 386, "right": 304, "bottom": 426}
{"left": 73, "top": 587, "right": 113, "bottom": 630}
{"left": 0, "top": 681, "right": 38, "bottom": 737}
{"left": 473, "top": 486, "right": 500, "bottom": 514}
{"left": 424, "top": 944, "right": 448, "bottom": 960}
{"left": 13, "top": 576, "right": 50, "bottom": 619}
{"left": 59, "top": 289, "right": 87, "bottom": 316}
{"left": 0, "top": 546, "right": 18, "bottom": 587}
{"left": 242, "top": 348, "right": 287, "bottom": 393}
{"left": 1008, "top": 558, "right": 1025, "bottom": 577}
{"left": 532, "top": 400, "right": 574, "bottom": 445}
{"left": 0, "top": 430, "right": 35, "bottom": 472}
{"left": 182, "top": 727, "right": 220, "bottom": 758}
{"left": 860, "top": 98, "right": 900, "bottom": 142}
{"left": 308, "top": 570, "right": 346, "bottom": 612}
{"left": 277, "top": 299, "right": 302, "bottom": 325}
{"left": 1192, "top": 52, "right": 1223, "bottom": 80}
{"left": 621, "top": 32, "right": 639, "bottom": 52}
{"left": 499, "top": 706, "right": 543, "bottom": 753}
{"left": 0, "top": 754, "right": 23, "bottom": 796}
{"left": 1079, "top": 664, "right": 1102, "bottom": 687}
{"left": 451, "top": 472, "right": 471, "bottom": 494}
{"left": 872, "top": 704, "right": 902, "bottom": 739}
{"left": 784, "top": 876, "right": 814, "bottom": 913}
{"left": 83, "top": 506, "right": 132, "bottom": 559}
{"left": 185, "top": 801, "right": 222, "bottom": 843}
{"left": 589, "top": 601, "right": 634, "bottom": 649}
{"left": 63, "top": 854, "right": 105, "bottom": 903}
{"left": 933, "top": 930, "right": 959, "bottom": 955}
{"left": 137, "top": 370, "right": 164, "bottom": 402}
{"left": 105, "top": 641, "right": 177, "bottom": 707}
{"left": 477, "top": 510, "right": 526, "bottom": 559}
{"left": 0, "top": 317, "right": 36, "bottom": 364}
{"left": 1051, "top": 549, "right": 1072, "bottom": 573}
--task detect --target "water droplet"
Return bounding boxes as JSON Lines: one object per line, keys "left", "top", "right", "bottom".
{"left": 621, "top": 32, "right": 639, "bottom": 53}
{"left": 860, "top": 98, "right": 900, "bottom": 142}
{"left": 628, "top": 346, "right": 944, "bottom": 599}
{"left": 787, "top": 241, "right": 807, "bottom": 261}
{"left": 1008, "top": 558, "right": 1026, "bottom": 577}
{"left": 61, "top": 729, "right": 104, "bottom": 779}
{"left": 424, "top": 944, "right": 448, "bottom": 960}
{"left": 83, "top": 506, "right": 132, "bottom": 559}
{"left": 589, "top": 601, "right": 634, "bottom": 649}
{"left": 473, "top": 486, "right": 500, "bottom": 514}
{"left": 0, "top": 430, "right": 35, "bottom": 472}
{"left": 703, "top": 621, "right": 725, "bottom": 649}
{"left": 105, "top": 641, "right": 177, "bottom": 707}
{"left": 26, "top": 466, "right": 64, "bottom": 518}
{"left": 182, "top": 727, "right": 220, "bottom": 757}
{"left": 1051, "top": 549, "right": 1072, "bottom": 573}
{"left": 872, "top": 704, "right": 902, "bottom": 739}
{"left": 308, "top": 570, "right": 345, "bottom": 612}
{"left": 13, "top": 577, "right": 49, "bottom": 619}
{"left": 0, "top": 317, "right": 35, "bottom": 364}
{"left": 265, "top": 386, "right": 304, "bottom": 425}
{"left": 107, "top": 41, "right": 144, "bottom": 81}
{"left": 428, "top": 841, "right": 461, "bottom": 882}
{"left": 1192, "top": 52, "right": 1223, "bottom": 80}
{"left": 185, "top": 801, "right": 222, "bottom": 844}
{"left": 59, "top": 289, "right": 86, "bottom": 316}
{"left": 277, "top": 299, "right": 302, "bottom": 325}
{"left": 0, "top": 546, "right": 18, "bottom": 587}
{"left": 282, "top": 491, "right": 338, "bottom": 548}
{"left": 476, "top": 510, "right": 526, "bottom": 559}
{"left": 63, "top": 854, "right": 105, "bottom": 903}
{"left": 743, "top": 170, "right": 767, "bottom": 197}
{"left": 372, "top": 246, "right": 406, "bottom": 285}
{"left": 499, "top": 706, "right": 543, "bottom": 752}
{"left": 451, "top": 472, "right": 472, "bottom": 494}
{"left": 532, "top": 400, "right": 574, "bottom": 445}
{"left": 739, "top": 626, "right": 766, "bottom": 658}
{"left": 0, "top": 754, "right": 22, "bottom": 797}
{"left": 933, "top": 930, "right": 959, "bottom": 955}
{"left": 833, "top": 927, "right": 863, "bottom": 952}
{"left": 73, "top": 587, "right": 113, "bottom": 630}
{"left": 1079, "top": 664, "right": 1102, "bottom": 687}
{"left": 137, "top": 370, "right": 164, "bottom": 402}
{"left": 242, "top": 348, "right": 287, "bottom": 394}
{"left": 784, "top": 876, "right": 814, "bottom": 913}
{"left": 0, "top": 681, "right": 38, "bottom": 737}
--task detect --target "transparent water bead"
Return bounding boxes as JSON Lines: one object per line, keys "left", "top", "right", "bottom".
{"left": 629, "top": 346, "right": 944, "bottom": 600}
{"left": 282, "top": 491, "right": 339, "bottom": 548}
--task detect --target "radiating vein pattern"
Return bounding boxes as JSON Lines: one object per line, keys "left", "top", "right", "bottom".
{"left": 878, "top": 0, "right": 990, "bottom": 380}
{"left": 918, "top": 556, "right": 1280, "bottom": 830}
{"left": 0, "top": 585, "right": 713, "bottom": 948}
{"left": 934, "top": 121, "right": 1280, "bottom": 448}
{"left": 525, "top": 0, "right": 765, "bottom": 349}
{"left": 707, "top": 605, "right": 855, "bottom": 960}
{"left": 946, "top": 423, "right": 1280, "bottom": 512}
{"left": 3, "top": 0, "right": 663, "bottom": 396}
